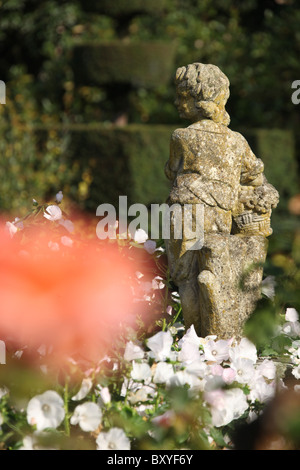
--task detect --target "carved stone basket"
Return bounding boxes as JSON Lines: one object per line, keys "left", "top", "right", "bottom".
{"left": 233, "top": 211, "right": 273, "bottom": 237}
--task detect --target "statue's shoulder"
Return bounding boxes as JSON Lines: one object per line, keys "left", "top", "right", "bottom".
{"left": 227, "top": 128, "right": 249, "bottom": 148}
{"left": 171, "top": 127, "right": 187, "bottom": 140}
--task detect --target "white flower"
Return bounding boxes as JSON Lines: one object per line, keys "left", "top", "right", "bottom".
{"left": 48, "top": 241, "right": 60, "bottom": 251}
{"left": 248, "top": 377, "right": 276, "bottom": 403}
{"left": 282, "top": 321, "right": 300, "bottom": 338}
{"left": 133, "top": 229, "right": 148, "bottom": 244}
{"left": 205, "top": 388, "right": 249, "bottom": 427}
{"left": 230, "top": 357, "right": 255, "bottom": 384}
{"left": 229, "top": 337, "right": 257, "bottom": 364}
{"left": 144, "top": 240, "right": 156, "bottom": 254}
{"left": 59, "top": 218, "right": 74, "bottom": 233}
{"left": 19, "top": 436, "right": 36, "bottom": 450}
{"left": 13, "top": 217, "right": 24, "bottom": 229}
{"left": 5, "top": 221, "right": 18, "bottom": 238}
{"left": 261, "top": 275, "right": 276, "bottom": 299}
{"left": 27, "top": 390, "right": 65, "bottom": 431}
{"left": 222, "top": 367, "right": 236, "bottom": 384}
{"left": 96, "top": 427, "right": 130, "bottom": 450}
{"left": 43, "top": 205, "right": 62, "bottom": 221}
{"left": 124, "top": 341, "right": 144, "bottom": 361}
{"left": 71, "top": 378, "right": 93, "bottom": 401}
{"left": 203, "top": 339, "right": 230, "bottom": 364}
{"left": 131, "top": 361, "right": 152, "bottom": 382}
{"left": 178, "top": 324, "right": 202, "bottom": 349}
{"left": 128, "top": 385, "right": 156, "bottom": 404}
{"left": 292, "top": 364, "right": 300, "bottom": 380}
{"left": 185, "top": 359, "right": 208, "bottom": 379}
{"left": 171, "top": 291, "right": 181, "bottom": 303}
{"left": 167, "top": 370, "right": 202, "bottom": 391}
{"left": 97, "top": 386, "right": 111, "bottom": 406}
{"left": 152, "top": 276, "right": 165, "bottom": 290}
{"left": 256, "top": 359, "right": 276, "bottom": 380}
{"left": 283, "top": 308, "right": 300, "bottom": 338}
{"left": 55, "top": 191, "right": 63, "bottom": 203}
{"left": 146, "top": 330, "right": 173, "bottom": 362}
{"left": 178, "top": 341, "right": 202, "bottom": 365}
{"left": 0, "top": 387, "right": 8, "bottom": 400}
{"left": 61, "top": 236, "right": 73, "bottom": 247}
{"left": 18, "top": 435, "right": 55, "bottom": 451}
{"left": 152, "top": 362, "right": 174, "bottom": 384}
{"left": 166, "top": 305, "right": 173, "bottom": 316}
{"left": 286, "top": 308, "right": 299, "bottom": 323}
{"left": 70, "top": 402, "right": 102, "bottom": 432}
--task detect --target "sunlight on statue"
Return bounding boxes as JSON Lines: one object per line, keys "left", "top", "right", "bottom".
{"left": 164, "top": 63, "right": 279, "bottom": 339}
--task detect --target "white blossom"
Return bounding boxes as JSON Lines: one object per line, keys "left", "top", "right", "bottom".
{"left": 70, "top": 402, "right": 102, "bottom": 432}
{"left": 124, "top": 341, "right": 144, "bottom": 361}
{"left": 230, "top": 357, "right": 255, "bottom": 384}
{"left": 248, "top": 377, "right": 276, "bottom": 403}
{"left": 48, "top": 241, "right": 60, "bottom": 251}
{"left": 96, "top": 427, "right": 130, "bottom": 450}
{"left": 167, "top": 370, "right": 202, "bottom": 391}
{"left": 178, "top": 324, "right": 202, "bottom": 349}
{"left": 292, "top": 364, "right": 300, "bottom": 380}
{"left": 256, "top": 359, "right": 277, "bottom": 380}
{"left": 285, "top": 308, "right": 299, "bottom": 323}
{"left": 43, "top": 205, "right": 62, "bottom": 221}
{"left": 203, "top": 339, "right": 230, "bottom": 364}
{"left": 97, "top": 386, "right": 111, "bottom": 406}
{"left": 152, "top": 362, "right": 174, "bottom": 384}
{"left": 133, "top": 229, "right": 148, "bottom": 244}
{"left": 131, "top": 361, "right": 152, "bottom": 382}
{"left": 55, "top": 191, "right": 63, "bottom": 203}
{"left": 61, "top": 236, "right": 73, "bottom": 247}
{"left": 152, "top": 276, "right": 164, "bottom": 290}
{"left": 71, "top": 378, "right": 93, "bottom": 401}
{"left": 205, "top": 388, "right": 249, "bottom": 427}
{"left": 144, "top": 240, "right": 156, "bottom": 254}
{"left": 261, "top": 275, "right": 276, "bottom": 299}
{"left": 146, "top": 330, "right": 173, "bottom": 362}
{"left": 27, "top": 390, "right": 65, "bottom": 431}
{"left": 5, "top": 221, "right": 18, "bottom": 238}
{"left": 229, "top": 337, "right": 257, "bottom": 364}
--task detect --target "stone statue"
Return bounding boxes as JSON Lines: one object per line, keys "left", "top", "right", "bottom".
{"left": 164, "top": 63, "right": 279, "bottom": 339}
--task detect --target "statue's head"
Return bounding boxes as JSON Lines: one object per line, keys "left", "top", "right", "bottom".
{"left": 174, "top": 63, "right": 230, "bottom": 126}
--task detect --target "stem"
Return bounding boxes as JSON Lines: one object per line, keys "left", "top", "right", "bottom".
{"left": 64, "top": 378, "right": 70, "bottom": 437}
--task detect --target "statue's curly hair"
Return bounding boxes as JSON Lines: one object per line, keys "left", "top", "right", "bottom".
{"left": 175, "top": 63, "right": 230, "bottom": 126}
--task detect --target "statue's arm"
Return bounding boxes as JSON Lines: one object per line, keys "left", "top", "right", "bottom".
{"left": 164, "top": 131, "right": 182, "bottom": 181}
{"left": 240, "top": 139, "right": 264, "bottom": 187}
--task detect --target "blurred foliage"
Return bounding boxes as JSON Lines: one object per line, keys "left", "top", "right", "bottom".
{"left": 0, "top": 0, "right": 300, "bottom": 129}
{"left": 0, "top": 72, "right": 73, "bottom": 215}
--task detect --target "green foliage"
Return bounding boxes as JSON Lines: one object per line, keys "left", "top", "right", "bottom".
{"left": 72, "top": 41, "right": 177, "bottom": 89}
{"left": 36, "top": 123, "right": 174, "bottom": 211}
{"left": 0, "top": 73, "right": 77, "bottom": 215}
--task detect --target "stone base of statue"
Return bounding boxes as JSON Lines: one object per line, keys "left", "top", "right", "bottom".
{"left": 166, "top": 232, "right": 268, "bottom": 339}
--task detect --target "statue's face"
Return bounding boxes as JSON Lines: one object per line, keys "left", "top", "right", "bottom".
{"left": 175, "top": 88, "right": 199, "bottom": 122}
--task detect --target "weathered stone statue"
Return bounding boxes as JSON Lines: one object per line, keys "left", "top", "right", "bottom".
{"left": 165, "top": 63, "right": 279, "bottom": 339}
